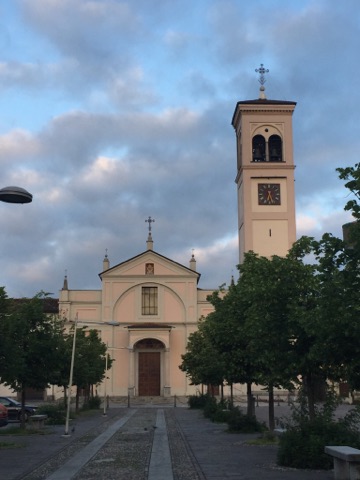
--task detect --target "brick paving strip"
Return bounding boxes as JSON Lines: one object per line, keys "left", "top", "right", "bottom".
{"left": 148, "top": 409, "right": 173, "bottom": 480}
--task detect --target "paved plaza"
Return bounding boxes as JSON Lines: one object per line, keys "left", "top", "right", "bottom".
{"left": 0, "top": 404, "right": 338, "bottom": 479}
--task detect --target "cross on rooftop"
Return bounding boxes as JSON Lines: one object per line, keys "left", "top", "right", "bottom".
{"left": 145, "top": 216, "right": 155, "bottom": 233}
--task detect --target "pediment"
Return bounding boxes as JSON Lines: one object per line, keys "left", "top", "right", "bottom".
{"left": 99, "top": 250, "right": 200, "bottom": 281}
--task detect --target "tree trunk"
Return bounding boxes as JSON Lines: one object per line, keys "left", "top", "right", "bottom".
{"left": 76, "top": 387, "right": 80, "bottom": 413}
{"left": 84, "top": 385, "right": 90, "bottom": 404}
{"left": 304, "top": 374, "right": 316, "bottom": 421}
{"left": 246, "top": 382, "right": 253, "bottom": 416}
{"left": 20, "top": 386, "right": 26, "bottom": 429}
{"left": 268, "top": 384, "right": 275, "bottom": 431}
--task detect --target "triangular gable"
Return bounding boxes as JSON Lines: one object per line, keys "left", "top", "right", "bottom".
{"left": 99, "top": 250, "right": 201, "bottom": 283}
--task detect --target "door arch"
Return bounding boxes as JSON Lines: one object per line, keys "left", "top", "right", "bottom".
{"left": 135, "top": 338, "right": 165, "bottom": 396}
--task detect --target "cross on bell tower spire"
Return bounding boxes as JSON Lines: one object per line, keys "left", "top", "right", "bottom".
{"left": 145, "top": 216, "right": 155, "bottom": 233}
{"left": 255, "top": 63, "right": 269, "bottom": 99}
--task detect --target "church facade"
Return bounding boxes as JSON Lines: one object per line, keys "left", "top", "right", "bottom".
{"left": 56, "top": 232, "right": 216, "bottom": 399}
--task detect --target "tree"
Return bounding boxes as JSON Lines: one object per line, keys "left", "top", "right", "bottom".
{"left": 235, "top": 251, "right": 321, "bottom": 427}
{"left": 180, "top": 164, "right": 360, "bottom": 426}
{"left": 337, "top": 163, "right": 360, "bottom": 221}
{"left": 0, "top": 292, "right": 66, "bottom": 427}
{"left": 180, "top": 317, "right": 225, "bottom": 393}
{"left": 205, "top": 284, "right": 260, "bottom": 413}
{"left": 65, "top": 326, "right": 109, "bottom": 411}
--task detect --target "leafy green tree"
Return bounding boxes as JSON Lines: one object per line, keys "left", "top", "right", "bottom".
{"left": 337, "top": 163, "right": 360, "bottom": 221}
{"left": 65, "top": 326, "right": 110, "bottom": 411}
{"left": 180, "top": 317, "right": 225, "bottom": 393}
{"left": 236, "top": 250, "right": 321, "bottom": 427}
{"left": 205, "top": 284, "right": 259, "bottom": 414}
{"left": 0, "top": 292, "right": 66, "bottom": 427}
{"left": 181, "top": 163, "right": 360, "bottom": 427}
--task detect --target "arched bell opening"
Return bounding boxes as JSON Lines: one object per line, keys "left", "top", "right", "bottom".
{"left": 268, "top": 134, "right": 283, "bottom": 162}
{"left": 252, "top": 135, "right": 266, "bottom": 162}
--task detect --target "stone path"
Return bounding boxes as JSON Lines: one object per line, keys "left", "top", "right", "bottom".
{"left": 0, "top": 406, "right": 336, "bottom": 480}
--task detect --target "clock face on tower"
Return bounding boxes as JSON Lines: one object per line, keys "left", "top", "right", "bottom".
{"left": 258, "top": 183, "right": 281, "bottom": 205}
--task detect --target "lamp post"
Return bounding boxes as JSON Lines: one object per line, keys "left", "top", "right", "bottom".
{"left": 0, "top": 186, "right": 33, "bottom": 204}
{"left": 62, "top": 318, "right": 120, "bottom": 437}
{"left": 63, "top": 314, "right": 78, "bottom": 437}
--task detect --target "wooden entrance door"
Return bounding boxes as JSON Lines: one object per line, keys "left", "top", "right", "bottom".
{"left": 138, "top": 352, "right": 160, "bottom": 396}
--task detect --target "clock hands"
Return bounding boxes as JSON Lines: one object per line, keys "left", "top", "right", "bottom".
{"left": 266, "top": 190, "right": 274, "bottom": 203}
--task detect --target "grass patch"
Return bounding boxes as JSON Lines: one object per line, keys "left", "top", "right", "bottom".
{"left": 0, "top": 441, "right": 24, "bottom": 449}
{"left": 0, "top": 426, "right": 48, "bottom": 435}
{"left": 246, "top": 433, "right": 279, "bottom": 446}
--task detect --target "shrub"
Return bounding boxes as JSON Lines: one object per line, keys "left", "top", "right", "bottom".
{"left": 226, "top": 406, "right": 265, "bottom": 433}
{"left": 36, "top": 404, "right": 67, "bottom": 425}
{"left": 82, "top": 395, "right": 102, "bottom": 410}
{"left": 277, "top": 392, "right": 360, "bottom": 470}
{"left": 188, "top": 393, "right": 209, "bottom": 409}
{"left": 212, "top": 408, "right": 232, "bottom": 423}
{"left": 203, "top": 395, "right": 218, "bottom": 419}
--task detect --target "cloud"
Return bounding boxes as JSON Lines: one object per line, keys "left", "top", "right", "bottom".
{"left": 0, "top": 0, "right": 358, "bottom": 299}
{"left": 21, "top": 0, "right": 142, "bottom": 59}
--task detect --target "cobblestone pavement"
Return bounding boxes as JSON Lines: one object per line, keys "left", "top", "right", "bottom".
{"left": 9, "top": 408, "right": 201, "bottom": 480}
{"left": 0, "top": 405, "right": 339, "bottom": 480}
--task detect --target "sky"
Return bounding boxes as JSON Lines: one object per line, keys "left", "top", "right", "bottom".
{"left": 0, "top": 0, "right": 358, "bottom": 298}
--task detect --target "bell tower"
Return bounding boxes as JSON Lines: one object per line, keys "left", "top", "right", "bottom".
{"left": 232, "top": 65, "right": 297, "bottom": 261}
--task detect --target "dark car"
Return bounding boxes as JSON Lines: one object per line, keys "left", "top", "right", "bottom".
{"left": 0, "top": 403, "right": 8, "bottom": 427}
{"left": 0, "top": 397, "right": 37, "bottom": 421}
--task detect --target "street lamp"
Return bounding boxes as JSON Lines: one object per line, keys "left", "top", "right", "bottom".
{"left": 62, "top": 318, "right": 120, "bottom": 437}
{"left": 0, "top": 186, "right": 33, "bottom": 204}
{"left": 63, "top": 314, "right": 78, "bottom": 437}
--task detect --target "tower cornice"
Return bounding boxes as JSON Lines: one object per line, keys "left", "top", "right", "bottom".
{"left": 232, "top": 101, "right": 296, "bottom": 127}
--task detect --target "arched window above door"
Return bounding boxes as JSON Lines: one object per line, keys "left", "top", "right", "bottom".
{"left": 135, "top": 338, "right": 165, "bottom": 349}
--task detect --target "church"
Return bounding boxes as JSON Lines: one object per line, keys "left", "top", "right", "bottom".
{"left": 57, "top": 229, "right": 215, "bottom": 399}
{"left": 0, "top": 66, "right": 297, "bottom": 401}
{"left": 53, "top": 65, "right": 298, "bottom": 401}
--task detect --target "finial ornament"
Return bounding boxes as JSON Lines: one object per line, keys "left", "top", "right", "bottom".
{"left": 255, "top": 63, "right": 269, "bottom": 99}
{"left": 255, "top": 63, "right": 269, "bottom": 86}
{"left": 145, "top": 216, "right": 155, "bottom": 233}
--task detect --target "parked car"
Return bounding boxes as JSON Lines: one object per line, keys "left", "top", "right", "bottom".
{"left": 0, "top": 403, "right": 8, "bottom": 427}
{"left": 0, "top": 397, "right": 37, "bottom": 421}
